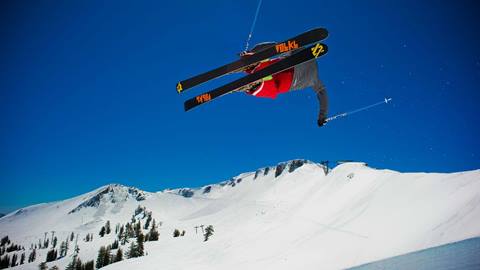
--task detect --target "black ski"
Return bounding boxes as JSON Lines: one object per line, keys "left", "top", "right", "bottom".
{"left": 176, "top": 28, "right": 328, "bottom": 94}
{"left": 184, "top": 43, "right": 328, "bottom": 111}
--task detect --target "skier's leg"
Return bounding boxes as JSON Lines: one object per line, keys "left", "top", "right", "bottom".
{"left": 312, "top": 80, "right": 328, "bottom": 127}
{"left": 291, "top": 59, "right": 318, "bottom": 91}
{"left": 291, "top": 60, "right": 329, "bottom": 127}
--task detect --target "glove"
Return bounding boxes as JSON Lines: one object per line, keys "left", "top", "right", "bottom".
{"left": 317, "top": 117, "right": 326, "bottom": 127}
{"left": 239, "top": 51, "right": 254, "bottom": 58}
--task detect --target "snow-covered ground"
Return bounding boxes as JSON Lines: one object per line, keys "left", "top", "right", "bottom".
{"left": 1, "top": 160, "right": 479, "bottom": 270}
{"left": 350, "top": 236, "right": 480, "bottom": 270}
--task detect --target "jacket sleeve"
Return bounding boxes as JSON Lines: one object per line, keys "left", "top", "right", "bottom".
{"left": 312, "top": 80, "right": 328, "bottom": 121}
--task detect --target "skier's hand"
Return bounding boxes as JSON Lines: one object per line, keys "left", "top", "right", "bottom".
{"left": 317, "top": 117, "right": 326, "bottom": 127}
{"left": 239, "top": 51, "right": 255, "bottom": 57}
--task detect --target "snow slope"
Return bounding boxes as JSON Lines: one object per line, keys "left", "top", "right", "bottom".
{"left": 1, "top": 160, "right": 479, "bottom": 270}
{"left": 350, "top": 237, "right": 480, "bottom": 270}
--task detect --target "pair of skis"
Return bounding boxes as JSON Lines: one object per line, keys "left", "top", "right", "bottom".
{"left": 177, "top": 28, "right": 329, "bottom": 111}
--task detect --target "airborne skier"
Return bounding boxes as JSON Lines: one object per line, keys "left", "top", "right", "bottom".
{"left": 240, "top": 43, "right": 329, "bottom": 127}
{"left": 178, "top": 28, "right": 329, "bottom": 127}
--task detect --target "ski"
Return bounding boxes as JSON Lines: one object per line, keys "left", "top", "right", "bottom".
{"left": 184, "top": 43, "right": 328, "bottom": 111}
{"left": 176, "top": 28, "right": 328, "bottom": 94}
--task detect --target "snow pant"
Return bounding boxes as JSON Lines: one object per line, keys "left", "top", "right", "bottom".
{"left": 290, "top": 59, "right": 329, "bottom": 122}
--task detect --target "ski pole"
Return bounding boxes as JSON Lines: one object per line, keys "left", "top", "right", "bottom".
{"left": 244, "top": 0, "right": 263, "bottom": 52}
{"left": 326, "top": 97, "right": 392, "bottom": 122}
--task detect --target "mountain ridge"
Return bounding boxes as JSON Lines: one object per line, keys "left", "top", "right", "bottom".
{"left": 1, "top": 160, "right": 479, "bottom": 270}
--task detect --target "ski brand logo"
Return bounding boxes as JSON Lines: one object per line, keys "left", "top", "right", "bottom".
{"left": 275, "top": 40, "right": 299, "bottom": 53}
{"left": 311, "top": 43, "right": 325, "bottom": 58}
{"left": 176, "top": 82, "right": 183, "bottom": 93}
{"left": 196, "top": 93, "right": 211, "bottom": 104}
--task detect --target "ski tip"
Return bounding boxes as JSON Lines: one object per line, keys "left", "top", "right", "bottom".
{"left": 176, "top": 82, "right": 183, "bottom": 94}
{"left": 311, "top": 43, "right": 328, "bottom": 58}
{"left": 309, "top": 27, "right": 329, "bottom": 39}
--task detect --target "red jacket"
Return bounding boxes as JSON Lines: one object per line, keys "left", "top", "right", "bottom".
{"left": 246, "top": 58, "right": 294, "bottom": 99}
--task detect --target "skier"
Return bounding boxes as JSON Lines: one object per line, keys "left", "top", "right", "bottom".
{"left": 240, "top": 42, "right": 329, "bottom": 127}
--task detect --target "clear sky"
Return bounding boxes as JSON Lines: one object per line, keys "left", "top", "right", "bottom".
{"left": 1, "top": 0, "right": 479, "bottom": 213}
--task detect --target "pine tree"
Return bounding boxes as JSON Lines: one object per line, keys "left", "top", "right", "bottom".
{"left": 20, "top": 252, "right": 25, "bottom": 264}
{"left": 127, "top": 234, "right": 144, "bottom": 258}
{"left": 136, "top": 233, "right": 144, "bottom": 257}
{"left": 84, "top": 260, "right": 94, "bottom": 270}
{"left": 124, "top": 223, "right": 129, "bottom": 238}
{"left": 39, "top": 262, "right": 48, "bottom": 270}
{"left": 118, "top": 225, "right": 124, "bottom": 239}
{"left": 144, "top": 213, "right": 152, "bottom": 229}
{"left": 10, "top": 253, "right": 18, "bottom": 267}
{"left": 66, "top": 237, "right": 70, "bottom": 251}
{"left": 204, "top": 225, "right": 214, "bottom": 241}
{"left": 105, "top": 221, "right": 111, "bottom": 235}
{"left": 46, "top": 248, "right": 58, "bottom": 262}
{"left": 52, "top": 237, "right": 57, "bottom": 248}
{"left": 111, "top": 240, "right": 119, "bottom": 250}
{"left": 144, "top": 232, "right": 150, "bottom": 242}
{"left": 0, "top": 254, "right": 10, "bottom": 269}
{"left": 59, "top": 241, "right": 68, "bottom": 258}
{"left": 74, "top": 244, "right": 79, "bottom": 257}
{"left": 74, "top": 258, "right": 82, "bottom": 270}
{"left": 0, "top": 236, "right": 9, "bottom": 247}
{"left": 99, "top": 226, "right": 106, "bottom": 237}
{"left": 120, "top": 229, "right": 128, "bottom": 245}
{"left": 103, "top": 245, "right": 111, "bottom": 267}
{"left": 28, "top": 249, "right": 37, "bottom": 263}
{"left": 134, "top": 221, "right": 141, "bottom": 238}
{"left": 114, "top": 248, "right": 123, "bottom": 262}
{"left": 173, "top": 229, "right": 180, "bottom": 237}
{"left": 148, "top": 221, "right": 159, "bottom": 241}
{"left": 126, "top": 242, "right": 136, "bottom": 259}
{"left": 127, "top": 223, "right": 135, "bottom": 238}
{"left": 96, "top": 246, "right": 106, "bottom": 269}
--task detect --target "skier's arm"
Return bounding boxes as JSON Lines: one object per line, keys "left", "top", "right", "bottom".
{"left": 313, "top": 80, "right": 328, "bottom": 127}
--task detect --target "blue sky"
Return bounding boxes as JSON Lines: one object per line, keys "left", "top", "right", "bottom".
{"left": 1, "top": 0, "right": 479, "bottom": 213}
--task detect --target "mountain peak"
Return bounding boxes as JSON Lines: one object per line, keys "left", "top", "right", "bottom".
{"left": 252, "top": 159, "right": 322, "bottom": 179}
{"left": 166, "top": 159, "right": 324, "bottom": 198}
{"left": 68, "top": 183, "right": 148, "bottom": 214}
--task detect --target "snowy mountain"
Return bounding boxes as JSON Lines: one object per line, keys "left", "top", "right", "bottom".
{"left": 1, "top": 160, "right": 479, "bottom": 270}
